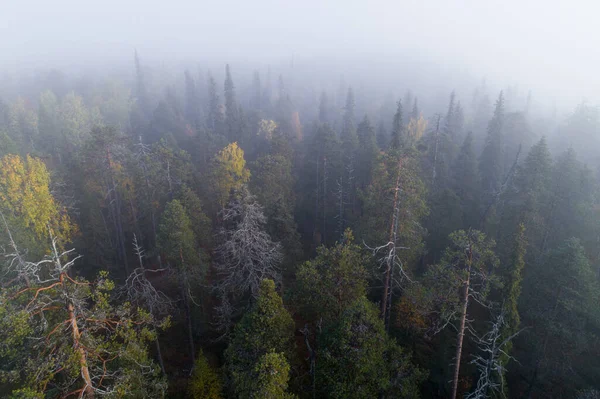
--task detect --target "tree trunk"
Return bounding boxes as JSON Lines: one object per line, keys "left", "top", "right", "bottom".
{"left": 381, "top": 159, "right": 403, "bottom": 324}
{"left": 451, "top": 246, "right": 473, "bottom": 399}
{"left": 62, "top": 273, "right": 94, "bottom": 398}
{"left": 179, "top": 266, "right": 196, "bottom": 369}
{"left": 432, "top": 115, "right": 440, "bottom": 187}
{"left": 155, "top": 336, "right": 166, "bottom": 376}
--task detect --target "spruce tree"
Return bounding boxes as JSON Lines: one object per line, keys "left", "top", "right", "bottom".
{"left": 318, "top": 297, "right": 424, "bottom": 399}
{"left": 293, "top": 229, "right": 369, "bottom": 324}
{"left": 390, "top": 100, "right": 404, "bottom": 149}
{"left": 355, "top": 115, "right": 379, "bottom": 189}
{"left": 520, "top": 238, "right": 599, "bottom": 397}
{"left": 224, "top": 279, "right": 295, "bottom": 399}
{"left": 479, "top": 91, "right": 505, "bottom": 198}
{"left": 451, "top": 132, "right": 480, "bottom": 229}
{"left": 224, "top": 64, "right": 239, "bottom": 142}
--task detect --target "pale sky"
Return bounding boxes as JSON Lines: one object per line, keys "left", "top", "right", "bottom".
{"left": 1, "top": 0, "right": 597, "bottom": 105}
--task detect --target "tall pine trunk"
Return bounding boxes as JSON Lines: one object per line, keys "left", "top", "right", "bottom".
{"left": 451, "top": 246, "right": 473, "bottom": 399}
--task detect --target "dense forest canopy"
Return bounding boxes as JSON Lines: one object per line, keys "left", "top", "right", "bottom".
{"left": 2, "top": 2, "right": 600, "bottom": 398}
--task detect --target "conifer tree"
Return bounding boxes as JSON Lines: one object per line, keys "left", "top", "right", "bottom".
{"left": 214, "top": 186, "right": 283, "bottom": 331}
{"left": 134, "top": 50, "right": 150, "bottom": 116}
{"left": 497, "top": 223, "right": 526, "bottom": 390}
{"left": 390, "top": 100, "right": 404, "bottom": 149}
{"left": 479, "top": 92, "right": 505, "bottom": 201}
{"left": 319, "top": 91, "right": 329, "bottom": 123}
{"left": 499, "top": 136, "right": 551, "bottom": 259}
{"left": 251, "top": 70, "right": 262, "bottom": 110}
{"left": 224, "top": 279, "right": 295, "bottom": 398}
{"left": 318, "top": 297, "right": 424, "bottom": 399}
{"left": 224, "top": 64, "right": 239, "bottom": 142}
{"left": 521, "top": 238, "right": 599, "bottom": 397}
{"left": 189, "top": 349, "right": 224, "bottom": 399}
{"left": 207, "top": 72, "right": 224, "bottom": 135}
{"left": 0, "top": 237, "right": 167, "bottom": 398}
{"left": 355, "top": 115, "right": 378, "bottom": 189}
{"left": 157, "top": 199, "right": 202, "bottom": 363}
{"left": 293, "top": 229, "right": 369, "bottom": 324}
{"left": 451, "top": 132, "right": 481, "bottom": 229}
{"left": 184, "top": 69, "right": 200, "bottom": 125}
{"left": 376, "top": 121, "right": 388, "bottom": 149}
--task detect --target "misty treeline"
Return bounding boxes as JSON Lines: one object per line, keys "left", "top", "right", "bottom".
{"left": 0, "top": 53, "right": 599, "bottom": 399}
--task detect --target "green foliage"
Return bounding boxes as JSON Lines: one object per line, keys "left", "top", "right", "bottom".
{"left": 293, "top": 229, "right": 369, "bottom": 324}
{"left": 479, "top": 91, "right": 505, "bottom": 196}
{"left": 157, "top": 199, "right": 200, "bottom": 272}
{"left": 519, "top": 238, "right": 600, "bottom": 396}
{"left": 189, "top": 349, "right": 223, "bottom": 399}
{"left": 177, "top": 184, "right": 213, "bottom": 248}
{"left": 250, "top": 352, "right": 297, "bottom": 399}
{"left": 225, "top": 279, "right": 295, "bottom": 398}
{"left": 318, "top": 297, "right": 425, "bottom": 399}
{"left": 497, "top": 223, "right": 526, "bottom": 389}
{"left": 251, "top": 153, "right": 301, "bottom": 269}
{"left": 355, "top": 115, "right": 379, "bottom": 189}
{"left": 357, "top": 149, "right": 428, "bottom": 267}
{"left": 1, "top": 266, "right": 167, "bottom": 397}
{"left": 390, "top": 100, "right": 404, "bottom": 149}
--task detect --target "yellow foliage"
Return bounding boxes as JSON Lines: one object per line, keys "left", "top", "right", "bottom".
{"left": 257, "top": 119, "right": 278, "bottom": 140}
{"left": 407, "top": 115, "right": 427, "bottom": 142}
{"left": 210, "top": 142, "right": 250, "bottom": 208}
{"left": 0, "top": 154, "right": 76, "bottom": 245}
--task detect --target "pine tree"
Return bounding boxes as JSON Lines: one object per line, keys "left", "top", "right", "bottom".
{"left": 357, "top": 149, "right": 428, "bottom": 324}
{"left": 224, "top": 279, "right": 295, "bottom": 399}
{"left": 0, "top": 238, "right": 167, "bottom": 398}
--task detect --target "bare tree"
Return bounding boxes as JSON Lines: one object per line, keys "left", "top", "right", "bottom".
{"left": 214, "top": 187, "right": 282, "bottom": 332}
{"left": 122, "top": 235, "right": 173, "bottom": 375}
{"left": 466, "top": 311, "right": 524, "bottom": 399}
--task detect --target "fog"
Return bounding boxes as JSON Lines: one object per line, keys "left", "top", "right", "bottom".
{"left": 2, "top": 0, "right": 598, "bottom": 108}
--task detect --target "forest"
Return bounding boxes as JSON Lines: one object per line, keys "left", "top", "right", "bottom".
{"left": 0, "top": 48, "right": 599, "bottom": 399}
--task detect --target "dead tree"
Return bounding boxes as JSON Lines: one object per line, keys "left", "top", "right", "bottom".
{"left": 465, "top": 311, "right": 524, "bottom": 399}
{"left": 214, "top": 187, "right": 283, "bottom": 334}
{"left": 123, "top": 235, "right": 172, "bottom": 375}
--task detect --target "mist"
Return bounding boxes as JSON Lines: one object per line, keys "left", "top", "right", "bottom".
{"left": 2, "top": 2, "right": 600, "bottom": 398}
{"left": 2, "top": 0, "right": 598, "bottom": 108}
